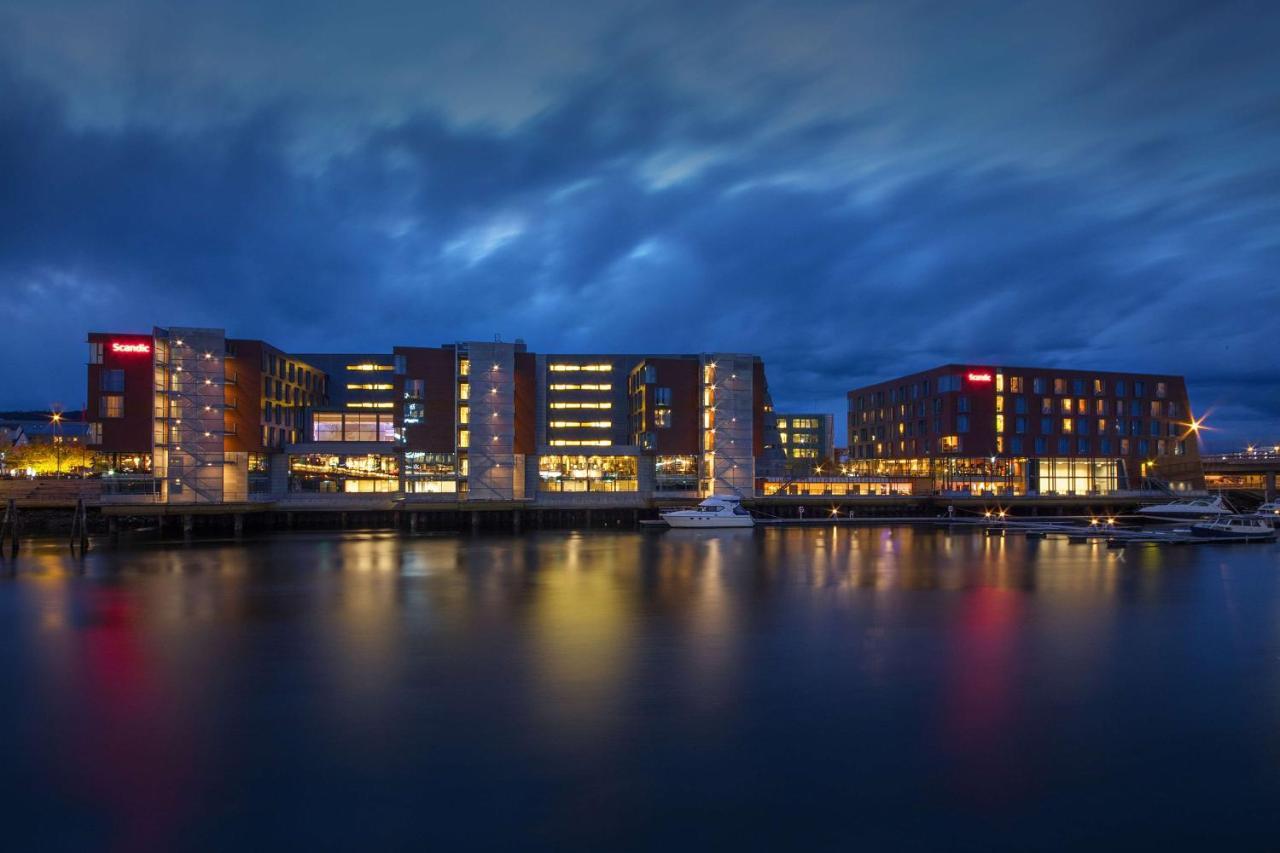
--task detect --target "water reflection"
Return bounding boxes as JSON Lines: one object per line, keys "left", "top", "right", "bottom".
{"left": 0, "top": 528, "right": 1277, "bottom": 849}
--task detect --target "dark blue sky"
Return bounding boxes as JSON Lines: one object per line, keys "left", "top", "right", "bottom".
{"left": 1, "top": 0, "right": 1277, "bottom": 447}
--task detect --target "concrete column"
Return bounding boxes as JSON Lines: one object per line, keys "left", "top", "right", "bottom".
{"left": 108, "top": 516, "right": 120, "bottom": 544}
{"left": 1266, "top": 472, "right": 1276, "bottom": 502}
{"left": 585, "top": 509, "right": 593, "bottom": 529}
{"left": 233, "top": 514, "right": 244, "bottom": 538}
{"left": 512, "top": 511, "right": 521, "bottom": 533}
{"left": 182, "top": 515, "right": 193, "bottom": 539}
{"left": 471, "top": 511, "right": 481, "bottom": 533}
{"left": 409, "top": 513, "right": 418, "bottom": 534}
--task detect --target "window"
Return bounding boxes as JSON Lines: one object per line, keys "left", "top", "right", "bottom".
{"left": 1041, "top": 416, "right": 1053, "bottom": 433}
{"left": 348, "top": 383, "right": 393, "bottom": 391}
{"left": 1035, "top": 436, "right": 1046, "bottom": 454}
{"left": 1076, "top": 417, "right": 1088, "bottom": 435}
{"left": 101, "top": 369, "right": 125, "bottom": 392}
{"left": 940, "top": 435, "right": 959, "bottom": 452}
{"left": 1058, "top": 437, "right": 1070, "bottom": 455}
{"left": 549, "top": 363, "right": 613, "bottom": 372}
{"left": 1093, "top": 379, "right": 1104, "bottom": 395}
{"left": 1009, "top": 376, "right": 1023, "bottom": 393}
{"left": 1015, "top": 416, "right": 1026, "bottom": 434}
{"left": 404, "top": 402, "right": 424, "bottom": 423}
{"left": 87, "top": 423, "right": 102, "bottom": 445}
{"left": 1041, "top": 398, "right": 1052, "bottom": 415}
{"left": 1134, "top": 381, "right": 1146, "bottom": 397}
{"left": 89, "top": 342, "right": 104, "bottom": 364}
{"left": 995, "top": 414, "right": 1004, "bottom": 433}
{"left": 1138, "top": 439, "right": 1149, "bottom": 456}
{"left": 1072, "top": 379, "right": 1085, "bottom": 395}
{"left": 655, "top": 387, "right": 672, "bottom": 406}
{"left": 1010, "top": 436, "right": 1023, "bottom": 454}
{"left": 1156, "top": 382, "right": 1167, "bottom": 398}
{"left": 654, "top": 409, "right": 671, "bottom": 428}
{"left": 1054, "top": 378, "right": 1067, "bottom": 394}
{"left": 1150, "top": 401, "right": 1161, "bottom": 417}
{"left": 1061, "top": 398, "right": 1072, "bottom": 414}
{"left": 956, "top": 414, "right": 969, "bottom": 433}
{"left": 1115, "top": 380, "right": 1126, "bottom": 396}
{"left": 347, "top": 363, "right": 393, "bottom": 372}
{"left": 1032, "top": 377, "right": 1045, "bottom": 394}
{"left": 957, "top": 396, "right": 970, "bottom": 413}
{"left": 1100, "top": 438, "right": 1112, "bottom": 455}
{"left": 1014, "top": 396, "right": 1027, "bottom": 414}
{"left": 1077, "top": 438, "right": 1090, "bottom": 455}
{"left": 1062, "top": 418, "right": 1073, "bottom": 434}
{"left": 101, "top": 395, "right": 124, "bottom": 418}
{"left": 405, "top": 379, "right": 425, "bottom": 398}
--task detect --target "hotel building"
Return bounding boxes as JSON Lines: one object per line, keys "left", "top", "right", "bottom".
{"left": 85, "top": 329, "right": 783, "bottom": 505}
{"left": 846, "top": 364, "right": 1204, "bottom": 495}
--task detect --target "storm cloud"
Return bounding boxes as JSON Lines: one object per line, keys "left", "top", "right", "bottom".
{"left": 1, "top": 0, "right": 1277, "bottom": 445}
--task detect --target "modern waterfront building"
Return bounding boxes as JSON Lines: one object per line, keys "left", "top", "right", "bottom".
{"left": 86, "top": 328, "right": 326, "bottom": 502}
{"left": 846, "top": 364, "right": 1205, "bottom": 495}
{"left": 774, "top": 413, "right": 835, "bottom": 475}
{"left": 84, "top": 330, "right": 784, "bottom": 505}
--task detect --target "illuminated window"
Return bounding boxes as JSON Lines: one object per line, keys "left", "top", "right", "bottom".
{"left": 939, "top": 435, "right": 959, "bottom": 452}
{"left": 995, "top": 414, "right": 1005, "bottom": 433}
{"left": 459, "top": 430, "right": 469, "bottom": 448}
{"left": 347, "top": 383, "right": 393, "bottom": 391}
{"left": 459, "top": 405, "right": 469, "bottom": 425}
{"left": 459, "top": 383, "right": 470, "bottom": 401}
{"left": 346, "top": 363, "right": 393, "bottom": 372}
{"left": 1062, "top": 418, "right": 1073, "bottom": 434}
{"left": 346, "top": 401, "right": 394, "bottom": 409}
{"left": 549, "top": 384, "right": 612, "bottom": 391}
{"left": 548, "top": 364, "right": 613, "bottom": 372}
{"left": 549, "top": 401, "right": 611, "bottom": 409}
{"left": 1009, "top": 376, "right": 1023, "bottom": 393}
{"left": 548, "top": 439, "right": 612, "bottom": 447}
{"left": 459, "top": 359, "right": 470, "bottom": 377}
{"left": 101, "top": 395, "right": 124, "bottom": 418}
{"left": 654, "top": 409, "right": 671, "bottom": 428}
{"left": 549, "top": 420, "right": 612, "bottom": 428}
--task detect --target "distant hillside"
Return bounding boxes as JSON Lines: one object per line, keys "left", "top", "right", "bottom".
{"left": 0, "top": 410, "right": 86, "bottom": 422}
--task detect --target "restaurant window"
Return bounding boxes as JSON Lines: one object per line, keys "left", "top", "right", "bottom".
{"left": 101, "top": 395, "right": 124, "bottom": 418}
{"left": 538, "top": 454, "right": 638, "bottom": 492}
{"left": 289, "top": 453, "right": 399, "bottom": 493}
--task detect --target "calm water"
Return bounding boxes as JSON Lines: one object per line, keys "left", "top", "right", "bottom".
{"left": 2, "top": 527, "right": 1279, "bottom": 851}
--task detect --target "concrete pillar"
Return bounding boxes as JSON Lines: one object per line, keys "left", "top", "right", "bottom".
{"left": 512, "top": 511, "right": 521, "bottom": 533}
{"left": 182, "top": 515, "right": 194, "bottom": 539}
{"left": 233, "top": 514, "right": 244, "bottom": 538}
{"left": 340, "top": 512, "right": 347, "bottom": 530}
{"left": 585, "top": 509, "right": 593, "bottom": 529}
{"left": 108, "top": 516, "right": 120, "bottom": 544}
{"left": 471, "top": 511, "right": 481, "bottom": 533}
{"left": 1266, "top": 472, "right": 1276, "bottom": 502}
{"left": 409, "top": 513, "right": 418, "bottom": 534}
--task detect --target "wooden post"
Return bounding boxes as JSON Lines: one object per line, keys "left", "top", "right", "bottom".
{"left": 471, "top": 511, "right": 481, "bottom": 533}
{"left": 233, "top": 514, "right": 244, "bottom": 539}
{"left": 2, "top": 498, "right": 15, "bottom": 558}
{"left": 512, "top": 511, "right": 521, "bottom": 533}
{"left": 183, "top": 514, "right": 194, "bottom": 539}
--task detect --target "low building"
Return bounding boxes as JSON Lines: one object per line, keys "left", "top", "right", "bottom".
{"left": 846, "top": 364, "right": 1204, "bottom": 495}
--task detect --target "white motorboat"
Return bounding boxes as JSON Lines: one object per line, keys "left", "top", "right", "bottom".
{"left": 1190, "top": 515, "right": 1277, "bottom": 542}
{"left": 1255, "top": 500, "right": 1280, "bottom": 518}
{"left": 661, "top": 495, "right": 755, "bottom": 528}
{"left": 1137, "top": 495, "right": 1231, "bottom": 520}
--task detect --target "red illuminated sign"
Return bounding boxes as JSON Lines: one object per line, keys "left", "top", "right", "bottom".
{"left": 111, "top": 341, "right": 152, "bottom": 355}
{"left": 966, "top": 371, "right": 993, "bottom": 383}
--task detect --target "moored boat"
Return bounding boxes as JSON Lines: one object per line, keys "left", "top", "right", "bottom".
{"left": 1137, "top": 495, "right": 1231, "bottom": 521}
{"left": 661, "top": 495, "right": 754, "bottom": 528}
{"left": 1189, "top": 515, "right": 1277, "bottom": 541}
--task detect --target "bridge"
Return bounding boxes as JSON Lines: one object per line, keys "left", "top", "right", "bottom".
{"left": 1201, "top": 449, "right": 1280, "bottom": 500}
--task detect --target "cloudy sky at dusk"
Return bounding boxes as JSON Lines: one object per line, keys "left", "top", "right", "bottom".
{"left": 1, "top": 0, "right": 1277, "bottom": 446}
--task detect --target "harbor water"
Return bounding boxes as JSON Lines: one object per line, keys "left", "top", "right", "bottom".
{"left": 1, "top": 527, "right": 1278, "bottom": 850}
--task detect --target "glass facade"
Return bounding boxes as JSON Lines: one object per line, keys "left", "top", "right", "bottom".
{"left": 288, "top": 453, "right": 400, "bottom": 493}
{"left": 538, "top": 454, "right": 638, "bottom": 492}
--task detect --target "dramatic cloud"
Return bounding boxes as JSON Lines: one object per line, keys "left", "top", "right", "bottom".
{"left": 1, "top": 0, "right": 1277, "bottom": 445}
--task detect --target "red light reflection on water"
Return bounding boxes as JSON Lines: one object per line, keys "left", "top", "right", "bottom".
{"left": 936, "top": 586, "right": 1030, "bottom": 806}
{"left": 62, "top": 589, "right": 194, "bottom": 852}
